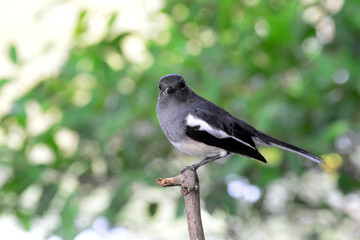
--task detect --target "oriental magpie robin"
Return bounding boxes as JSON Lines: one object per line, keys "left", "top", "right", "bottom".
{"left": 156, "top": 74, "right": 324, "bottom": 171}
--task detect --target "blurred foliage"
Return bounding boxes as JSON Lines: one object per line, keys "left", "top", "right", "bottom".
{"left": 0, "top": 0, "right": 360, "bottom": 239}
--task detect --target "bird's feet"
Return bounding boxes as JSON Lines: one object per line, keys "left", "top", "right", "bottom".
{"left": 180, "top": 164, "right": 198, "bottom": 174}
{"left": 180, "top": 156, "right": 222, "bottom": 174}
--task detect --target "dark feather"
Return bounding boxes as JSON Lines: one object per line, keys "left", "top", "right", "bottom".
{"left": 190, "top": 107, "right": 257, "bottom": 149}
{"left": 185, "top": 126, "right": 267, "bottom": 163}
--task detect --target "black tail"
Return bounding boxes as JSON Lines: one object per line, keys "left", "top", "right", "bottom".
{"left": 256, "top": 132, "right": 324, "bottom": 164}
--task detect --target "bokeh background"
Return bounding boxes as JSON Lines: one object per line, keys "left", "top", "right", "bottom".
{"left": 0, "top": 0, "right": 359, "bottom": 239}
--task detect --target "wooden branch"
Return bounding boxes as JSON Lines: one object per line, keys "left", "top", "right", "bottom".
{"left": 157, "top": 169, "right": 205, "bottom": 240}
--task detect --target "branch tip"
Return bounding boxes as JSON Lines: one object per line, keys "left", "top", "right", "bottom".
{"left": 156, "top": 175, "right": 183, "bottom": 187}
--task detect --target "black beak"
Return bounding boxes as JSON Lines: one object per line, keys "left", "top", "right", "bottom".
{"left": 165, "top": 87, "right": 175, "bottom": 94}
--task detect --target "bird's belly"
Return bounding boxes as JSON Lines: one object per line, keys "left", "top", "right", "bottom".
{"left": 171, "top": 139, "right": 228, "bottom": 158}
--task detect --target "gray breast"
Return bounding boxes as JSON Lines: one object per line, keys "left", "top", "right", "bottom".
{"left": 156, "top": 99, "right": 188, "bottom": 143}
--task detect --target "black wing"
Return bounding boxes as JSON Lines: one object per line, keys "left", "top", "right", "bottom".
{"left": 185, "top": 107, "right": 267, "bottom": 163}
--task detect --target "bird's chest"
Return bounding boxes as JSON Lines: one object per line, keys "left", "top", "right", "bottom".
{"left": 156, "top": 103, "right": 188, "bottom": 142}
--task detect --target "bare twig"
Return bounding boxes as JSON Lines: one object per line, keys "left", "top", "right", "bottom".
{"left": 157, "top": 169, "right": 205, "bottom": 240}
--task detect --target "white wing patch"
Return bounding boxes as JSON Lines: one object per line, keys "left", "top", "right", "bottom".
{"left": 186, "top": 114, "right": 256, "bottom": 150}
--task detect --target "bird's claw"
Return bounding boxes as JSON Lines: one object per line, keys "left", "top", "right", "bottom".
{"left": 180, "top": 165, "right": 198, "bottom": 174}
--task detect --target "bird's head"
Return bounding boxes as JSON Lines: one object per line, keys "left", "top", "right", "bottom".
{"left": 158, "top": 74, "right": 192, "bottom": 101}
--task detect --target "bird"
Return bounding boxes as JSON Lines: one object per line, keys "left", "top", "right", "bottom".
{"left": 156, "top": 74, "right": 324, "bottom": 172}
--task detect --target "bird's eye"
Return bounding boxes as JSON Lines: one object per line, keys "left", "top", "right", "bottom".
{"left": 159, "top": 85, "right": 163, "bottom": 91}
{"left": 179, "top": 81, "right": 185, "bottom": 89}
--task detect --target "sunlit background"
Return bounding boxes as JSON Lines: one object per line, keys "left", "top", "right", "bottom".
{"left": 0, "top": 0, "right": 359, "bottom": 239}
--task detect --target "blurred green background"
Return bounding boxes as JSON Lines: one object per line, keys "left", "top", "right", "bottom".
{"left": 0, "top": 0, "right": 359, "bottom": 239}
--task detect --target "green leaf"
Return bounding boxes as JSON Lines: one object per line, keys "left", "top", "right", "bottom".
{"left": 108, "top": 13, "right": 118, "bottom": 27}
{"left": 322, "top": 121, "right": 349, "bottom": 141}
{"left": 0, "top": 78, "right": 10, "bottom": 89}
{"left": 338, "top": 174, "right": 360, "bottom": 194}
{"left": 3, "top": 166, "right": 43, "bottom": 195}
{"left": 60, "top": 195, "right": 79, "bottom": 240}
{"left": 16, "top": 211, "right": 32, "bottom": 230}
{"left": 36, "top": 184, "right": 58, "bottom": 216}
{"left": 148, "top": 202, "right": 158, "bottom": 217}
{"left": 9, "top": 45, "right": 17, "bottom": 64}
